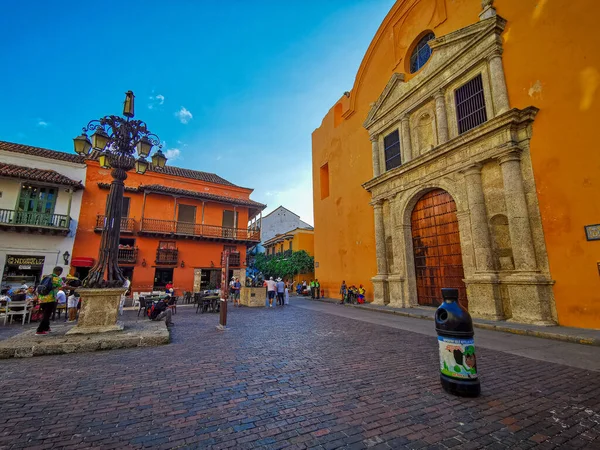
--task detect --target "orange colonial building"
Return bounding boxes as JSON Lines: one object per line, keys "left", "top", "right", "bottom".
{"left": 312, "top": 0, "right": 600, "bottom": 328}
{"left": 72, "top": 159, "right": 265, "bottom": 296}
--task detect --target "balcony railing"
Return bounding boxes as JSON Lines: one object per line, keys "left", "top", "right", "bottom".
{"left": 95, "top": 215, "right": 135, "bottom": 233}
{"left": 156, "top": 248, "right": 178, "bottom": 265}
{"left": 118, "top": 247, "right": 138, "bottom": 264}
{"left": 0, "top": 209, "right": 70, "bottom": 232}
{"left": 222, "top": 251, "right": 241, "bottom": 267}
{"left": 140, "top": 218, "right": 260, "bottom": 242}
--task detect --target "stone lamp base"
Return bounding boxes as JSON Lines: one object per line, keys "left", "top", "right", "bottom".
{"left": 66, "top": 287, "right": 126, "bottom": 335}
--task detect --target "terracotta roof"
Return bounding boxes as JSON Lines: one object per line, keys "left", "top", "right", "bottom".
{"left": 97, "top": 182, "right": 140, "bottom": 192}
{"left": 0, "top": 162, "right": 83, "bottom": 189}
{"left": 139, "top": 184, "right": 266, "bottom": 209}
{"left": 0, "top": 140, "right": 85, "bottom": 164}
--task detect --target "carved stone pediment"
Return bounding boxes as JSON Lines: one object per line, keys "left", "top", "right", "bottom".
{"left": 364, "top": 15, "right": 506, "bottom": 131}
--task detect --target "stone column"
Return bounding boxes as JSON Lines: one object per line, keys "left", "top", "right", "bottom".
{"left": 463, "top": 165, "right": 494, "bottom": 271}
{"left": 400, "top": 115, "right": 413, "bottom": 162}
{"left": 370, "top": 135, "right": 381, "bottom": 177}
{"left": 463, "top": 164, "right": 504, "bottom": 320}
{"left": 499, "top": 151, "right": 537, "bottom": 271}
{"left": 371, "top": 200, "right": 388, "bottom": 305}
{"left": 387, "top": 194, "right": 406, "bottom": 307}
{"left": 434, "top": 90, "right": 449, "bottom": 144}
{"left": 488, "top": 50, "right": 510, "bottom": 115}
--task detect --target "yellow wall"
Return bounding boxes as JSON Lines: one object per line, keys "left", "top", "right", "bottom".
{"left": 312, "top": 0, "right": 600, "bottom": 327}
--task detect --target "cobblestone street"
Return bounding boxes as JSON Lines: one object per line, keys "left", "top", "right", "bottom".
{"left": 1, "top": 301, "right": 600, "bottom": 449}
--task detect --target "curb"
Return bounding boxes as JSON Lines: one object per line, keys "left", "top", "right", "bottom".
{"left": 306, "top": 297, "right": 600, "bottom": 347}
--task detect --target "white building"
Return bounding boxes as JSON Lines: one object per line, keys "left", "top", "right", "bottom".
{"left": 257, "top": 206, "right": 313, "bottom": 251}
{"left": 0, "top": 141, "right": 86, "bottom": 289}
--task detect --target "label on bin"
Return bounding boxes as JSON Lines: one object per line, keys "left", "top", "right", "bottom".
{"left": 438, "top": 336, "right": 478, "bottom": 379}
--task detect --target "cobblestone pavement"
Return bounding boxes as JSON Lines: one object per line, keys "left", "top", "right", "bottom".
{"left": 1, "top": 304, "right": 600, "bottom": 449}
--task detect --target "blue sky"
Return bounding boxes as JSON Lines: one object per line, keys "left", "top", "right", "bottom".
{"left": 0, "top": 0, "right": 394, "bottom": 225}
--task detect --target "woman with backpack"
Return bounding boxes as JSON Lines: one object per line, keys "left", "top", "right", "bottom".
{"left": 36, "top": 266, "right": 64, "bottom": 335}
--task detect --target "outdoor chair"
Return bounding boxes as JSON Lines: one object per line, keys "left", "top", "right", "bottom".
{"left": 132, "top": 292, "right": 141, "bottom": 309}
{"left": 137, "top": 297, "right": 149, "bottom": 317}
{"left": 53, "top": 303, "right": 67, "bottom": 321}
{"left": 183, "top": 291, "right": 192, "bottom": 304}
{"left": 4, "top": 301, "right": 31, "bottom": 325}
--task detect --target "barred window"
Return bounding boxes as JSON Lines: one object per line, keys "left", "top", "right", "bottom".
{"left": 410, "top": 32, "right": 435, "bottom": 73}
{"left": 455, "top": 74, "right": 487, "bottom": 134}
{"left": 384, "top": 130, "right": 401, "bottom": 171}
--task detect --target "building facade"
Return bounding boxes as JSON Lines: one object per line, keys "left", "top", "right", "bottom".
{"left": 259, "top": 206, "right": 313, "bottom": 248}
{"left": 312, "top": 0, "right": 600, "bottom": 328}
{"left": 72, "top": 159, "right": 265, "bottom": 295}
{"left": 263, "top": 226, "right": 315, "bottom": 283}
{"left": 0, "top": 141, "right": 86, "bottom": 289}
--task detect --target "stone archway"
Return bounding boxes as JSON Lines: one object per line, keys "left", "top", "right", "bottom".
{"left": 410, "top": 189, "right": 467, "bottom": 309}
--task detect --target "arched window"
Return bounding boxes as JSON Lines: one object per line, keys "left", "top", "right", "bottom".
{"left": 409, "top": 32, "right": 435, "bottom": 73}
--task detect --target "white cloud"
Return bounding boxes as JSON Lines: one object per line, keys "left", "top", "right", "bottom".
{"left": 165, "top": 148, "right": 181, "bottom": 161}
{"left": 37, "top": 120, "right": 49, "bottom": 127}
{"left": 148, "top": 93, "right": 165, "bottom": 109}
{"left": 260, "top": 171, "right": 314, "bottom": 226}
{"left": 175, "top": 106, "right": 193, "bottom": 124}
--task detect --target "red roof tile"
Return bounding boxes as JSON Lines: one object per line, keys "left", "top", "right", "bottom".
{"left": 0, "top": 162, "right": 83, "bottom": 189}
{"left": 139, "top": 184, "right": 266, "bottom": 210}
{"left": 0, "top": 140, "right": 85, "bottom": 163}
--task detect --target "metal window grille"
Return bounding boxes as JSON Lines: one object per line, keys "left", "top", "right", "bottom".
{"left": 410, "top": 32, "right": 435, "bottom": 73}
{"left": 383, "top": 130, "right": 401, "bottom": 171}
{"left": 455, "top": 74, "right": 487, "bottom": 134}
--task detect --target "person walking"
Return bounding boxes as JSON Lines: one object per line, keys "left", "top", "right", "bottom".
{"left": 232, "top": 277, "right": 242, "bottom": 307}
{"left": 276, "top": 278, "right": 285, "bottom": 306}
{"left": 67, "top": 291, "right": 79, "bottom": 322}
{"left": 266, "top": 276, "right": 277, "bottom": 308}
{"left": 339, "top": 280, "right": 347, "bottom": 305}
{"left": 36, "top": 266, "right": 64, "bottom": 335}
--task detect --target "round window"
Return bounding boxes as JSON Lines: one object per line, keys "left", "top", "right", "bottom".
{"left": 409, "top": 32, "right": 435, "bottom": 74}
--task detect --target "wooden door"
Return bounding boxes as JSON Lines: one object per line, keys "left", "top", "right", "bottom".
{"left": 411, "top": 189, "right": 467, "bottom": 309}
{"left": 177, "top": 204, "right": 196, "bottom": 235}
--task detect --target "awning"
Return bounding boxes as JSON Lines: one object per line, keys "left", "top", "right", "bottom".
{"left": 71, "top": 257, "right": 94, "bottom": 267}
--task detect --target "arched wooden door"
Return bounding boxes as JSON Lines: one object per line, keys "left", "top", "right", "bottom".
{"left": 411, "top": 189, "right": 468, "bottom": 309}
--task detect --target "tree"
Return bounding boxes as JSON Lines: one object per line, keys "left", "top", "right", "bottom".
{"left": 253, "top": 250, "right": 314, "bottom": 280}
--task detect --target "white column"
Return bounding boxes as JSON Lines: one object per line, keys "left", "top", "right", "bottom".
{"left": 434, "top": 90, "right": 449, "bottom": 144}
{"left": 400, "top": 115, "right": 413, "bottom": 162}
{"left": 499, "top": 151, "right": 537, "bottom": 271}
{"left": 370, "top": 135, "right": 381, "bottom": 177}
{"left": 488, "top": 50, "right": 510, "bottom": 115}
{"left": 463, "top": 165, "right": 494, "bottom": 271}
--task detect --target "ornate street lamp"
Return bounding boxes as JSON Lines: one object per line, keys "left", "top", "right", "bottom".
{"left": 74, "top": 91, "right": 167, "bottom": 288}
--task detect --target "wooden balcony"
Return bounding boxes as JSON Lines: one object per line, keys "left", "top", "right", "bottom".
{"left": 140, "top": 218, "right": 261, "bottom": 243}
{"left": 0, "top": 209, "right": 70, "bottom": 235}
{"left": 118, "top": 247, "right": 138, "bottom": 264}
{"left": 95, "top": 215, "right": 135, "bottom": 233}
{"left": 222, "top": 251, "right": 241, "bottom": 267}
{"left": 156, "top": 248, "right": 178, "bottom": 265}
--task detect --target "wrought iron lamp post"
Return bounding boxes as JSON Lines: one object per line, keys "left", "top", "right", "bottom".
{"left": 73, "top": 91, "right": 167, "bottom": 288}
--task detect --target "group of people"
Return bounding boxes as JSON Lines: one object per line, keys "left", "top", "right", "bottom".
{"left": 264, "top": 277, "right": 290, "bottom": 307}
{"left": 339, "top": 281, "right": 366, "bottom": 305}
{"left": 2, "top": 266, "right": 83, "bottom": 335}
{"left": 295, "top": 280, "right": 322, "bottom": 299}
{"left": 228, "top": 277, "right": 242, "bottom": 307}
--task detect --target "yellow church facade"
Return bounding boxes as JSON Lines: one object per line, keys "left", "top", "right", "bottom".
{"left": 312, "top": 0, "right": 600, "bottom": 329}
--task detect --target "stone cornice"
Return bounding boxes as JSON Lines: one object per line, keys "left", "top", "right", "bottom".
{"left": 364, "top": 15, "right": 506, "bottom": 131}
{"left": 363, "top": 107, "right": 538, "bottom": 195}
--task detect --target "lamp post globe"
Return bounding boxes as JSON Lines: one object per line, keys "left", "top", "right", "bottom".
{"left": 76, "top": 91, "right": 167, "bottom": 288}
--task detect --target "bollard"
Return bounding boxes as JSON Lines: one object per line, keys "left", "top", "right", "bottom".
{"left": 435, "top": 288, "right": 480, "bottom": 397}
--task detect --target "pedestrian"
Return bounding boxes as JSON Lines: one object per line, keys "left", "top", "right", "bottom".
{"left": 296, "top": 281, "right": 302, "bottom": 295}
{"left": 340, "top": 280, "right": 347, "bottom": 305}
{"left": 310, "top": 280, "right": 315, "bottom": 299}
{"left": 67, "top": 292, "right": 79, "bottom": 322}
{"left": 357, "top": 285, "right": 366, "bottom": 304}
{"left": 165, "top": 281, "right": 174, "bottom": 296}
{"left": 276, "top": 278, "right": 285, "bottom": 306}
{"left": 266, "top": 276, "right": 277, "bottom": 308}
{"left": 285, "top": 283, "right": 290, "bottom": 305}
{"left": 150, "top": 296, "right": 174, "bottom": 327}
{"left": 232, "top": 277, "right": 242, "bottom": 307}
{"left": 36, "top": 266, "right": 64, "bottom": 335}
{"left": 315, "top": 279, "right": 321, "bottom": 299}
{"left": 56, "top": 286, "right": 67, "bottom": 319}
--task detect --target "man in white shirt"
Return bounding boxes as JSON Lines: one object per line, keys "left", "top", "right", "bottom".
{"left": 265, "top": 277, "right": 277, "bottom": 308}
